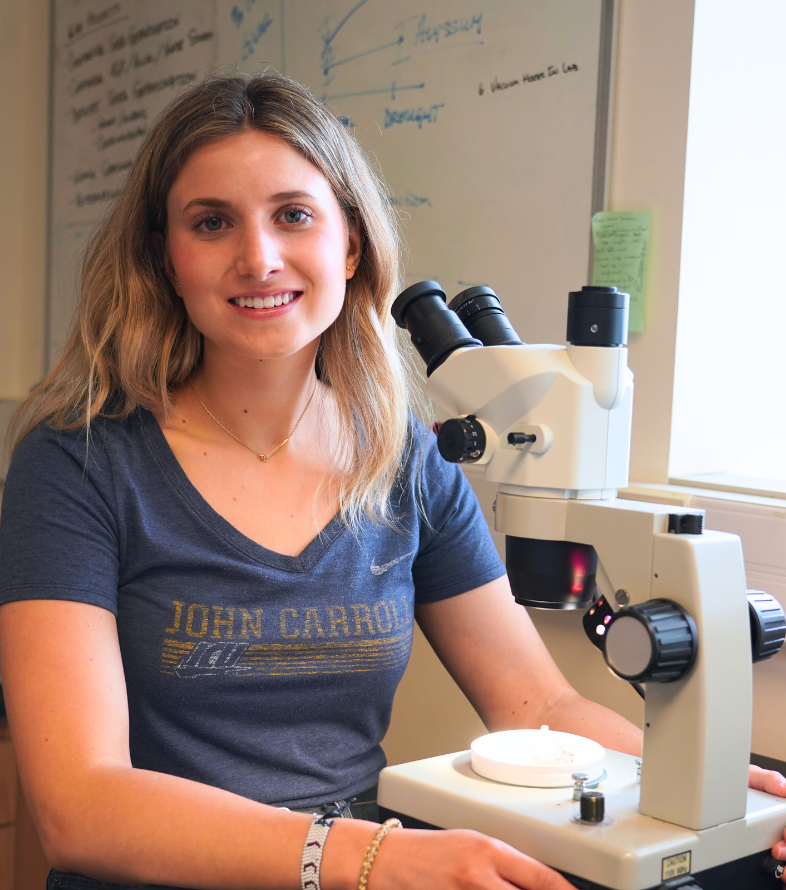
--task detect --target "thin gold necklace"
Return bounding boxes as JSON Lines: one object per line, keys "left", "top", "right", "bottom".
{"left": 189, "top": 381, "right": 317, "bottom": 462}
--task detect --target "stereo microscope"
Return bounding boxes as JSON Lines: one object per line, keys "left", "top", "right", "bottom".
{"left": 378, "top": 281, "right": 786, "bottom": 889}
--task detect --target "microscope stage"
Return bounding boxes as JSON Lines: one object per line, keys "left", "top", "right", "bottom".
{"left": 378, "top": 749, "right": 786, "bottom": 889}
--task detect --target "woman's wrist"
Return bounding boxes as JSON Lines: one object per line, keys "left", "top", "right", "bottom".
{"left": 319, "top": 818, "right": 382, "bottom": 890}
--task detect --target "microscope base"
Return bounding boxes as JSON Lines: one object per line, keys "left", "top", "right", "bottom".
{"left": 378, "top": 750, "right": 786, "bottom": 890}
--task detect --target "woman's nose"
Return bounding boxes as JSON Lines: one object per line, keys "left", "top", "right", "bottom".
{"left": 235, "top": 225, "right": 283, "bottom": 280}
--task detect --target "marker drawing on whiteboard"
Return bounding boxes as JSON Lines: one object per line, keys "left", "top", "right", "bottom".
{"left": 323, "top": 35, "right": 405, "bottom": 78}
{"left": 323, "top": 81, "right": 425, "bottom": 103}
{"left": 384, "top": 104, "right": 445, "bottom": 129}
{"left": 239, "top": 14, "right": 273, "bottom": 61}
{"left": 413, "top": 12, "right": 483, "bottom": 45}
{"left": 389, "top": 192, "right": 432, "bottom": 208}
{"left": 58, "top": 4, "right": 218, "bottom": 227}
{"left": 478, "top": 63, "right": 579, "bottom": 97}
{"left": 320, "top": 0, "right": 371, "bottom": 85}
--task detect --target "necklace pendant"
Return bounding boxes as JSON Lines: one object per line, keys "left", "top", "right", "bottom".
{"left": 261, "top": 454, "right": 269, "bottom": 462}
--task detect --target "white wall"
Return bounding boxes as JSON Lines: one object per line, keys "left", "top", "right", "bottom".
{"left": 0, "top": 0, "right": 49, "bottom": 473}
{"left": 0, "top": 0, "right": 49, "bottom": 400}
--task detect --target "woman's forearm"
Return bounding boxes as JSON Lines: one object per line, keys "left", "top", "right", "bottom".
{"left": 43, "top": 763, "right": 375, "bottom": 890}
{"left": 539, "top": 690, "right": 643, "bottom": 756}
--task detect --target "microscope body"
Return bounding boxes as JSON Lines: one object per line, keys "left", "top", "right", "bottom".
{"left": 379, "top": 281, "right": 786, "bottom": 887}
{"left": 429, "top": 337, "right": 751, "bottom": 833}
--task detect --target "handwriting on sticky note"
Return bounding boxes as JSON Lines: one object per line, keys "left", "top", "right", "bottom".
{"left": 591, "top": 212, "right": 651, "bottom": 333}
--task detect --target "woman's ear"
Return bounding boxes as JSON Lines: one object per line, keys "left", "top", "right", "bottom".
{"left": 345, "top": 212, "right": 364, "bottom": 279}
{"left": 151, "top": 232, "right": 179, "bottom": 292}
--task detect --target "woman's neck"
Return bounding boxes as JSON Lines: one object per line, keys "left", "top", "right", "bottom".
{"left": 186, "top": 343, "right": 323, "bottom": 451}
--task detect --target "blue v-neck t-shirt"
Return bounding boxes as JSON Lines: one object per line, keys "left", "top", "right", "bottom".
{"left": 0, "top": 410, "right": 505, "bottom": 808}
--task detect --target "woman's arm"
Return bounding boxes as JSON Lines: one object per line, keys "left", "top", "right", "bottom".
{"left": 0, "top": 598, "right": 575, "bottom": 890}
{"left": 418, "top": 576, "right": 786, "bottom": 805}
{"left": 415, "top": 575, "right": 643, "bottom": 754}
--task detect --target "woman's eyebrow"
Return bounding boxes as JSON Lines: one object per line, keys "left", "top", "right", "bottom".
{"left": 180, "top": 191, "right": 315, "bottom": 214}
{"left": 180, "top": 197, "right": 233, "bottom": 213}
{"left": 270, "top": 190, "right": 315, "bottom": 203}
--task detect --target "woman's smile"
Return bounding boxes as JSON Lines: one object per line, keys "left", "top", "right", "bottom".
{"left": 228, "top": 290, "right": 303, "bottom": 319}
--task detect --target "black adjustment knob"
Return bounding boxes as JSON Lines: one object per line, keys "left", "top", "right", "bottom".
{"left": 761, "top": 855, "right": 786, "bottom": 880}
{"left": 748, "top": 591, "right": 786, "bottom": 663}
{"left": 507, "top": 432, "right": 537, "bottom": 446}
{"left": 604, "top": 600, "right": 698, "bottom": 683}
{"left": 579, "top": 790, "right": 605, "bottom": 823}
{"left": 436, "top": 416, "right": 487, "bottom": 464}
{"left": 668, "top": 513, "right": 704, "bottom": 535}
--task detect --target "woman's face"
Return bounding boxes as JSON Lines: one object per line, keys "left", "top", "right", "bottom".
{"left": 162, "top": 129, "right": 361, "bottom": 367}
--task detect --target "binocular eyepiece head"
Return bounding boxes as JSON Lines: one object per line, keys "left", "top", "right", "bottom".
{"left": 392, "top": 281, "right": 630, "bottom": 376}
{"left": 391, "top": 281, "right": 522, "bottom": 375}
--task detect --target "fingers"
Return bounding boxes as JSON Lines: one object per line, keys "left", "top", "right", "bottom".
{"left": 462, "top": 834, "right": 577, "bottom": 890}
{"left": 749, "top": 764, "right": 786, "bottom": 797}
{"left": 769, "top": 823, "right": 786, "bottom": 886}
{"left": 369, "top": 828, "right": 576, "bottom": 890}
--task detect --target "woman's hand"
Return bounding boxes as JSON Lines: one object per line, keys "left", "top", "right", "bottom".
{"left": 748, "top": 766, "right": 786, "bottom": 884}
{"left": 750, "top": 764, "right": 786, "bottom": 797}
{"left": 771, "top": 828, "right": 786, "bottom": 885}
{"left": 366, "top": 827, "right": 575, "bottom": 890}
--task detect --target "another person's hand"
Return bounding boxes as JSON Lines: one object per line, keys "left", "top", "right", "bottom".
{"left": 369, "top": 827, "right": 575, "bottom": 890}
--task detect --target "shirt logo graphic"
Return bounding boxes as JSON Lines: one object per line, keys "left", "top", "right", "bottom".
{"left": 175, "top": 641, "right": 251, "bottom": 678}
{"left": 370, "top": 551, "right": 415, "bottom": 576}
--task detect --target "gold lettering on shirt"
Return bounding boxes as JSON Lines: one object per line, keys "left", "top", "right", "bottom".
{"left": 185, "top": 603, "right": 210, "bottom": 638}
{"left": 240, "top": 608, "right": 263, "bottom": 639}
{"left": 350, "top": 604, "right": 375, "bottom": 635}
{"left": 374, "top": 601, "right": 393, "bottom": 633}
{"left": 280, "top": 608, "right": 299, "bottom": 638}
{"left": 327, "top": 605, "right": 350, "bottom": 637}
{"left": 303, "top": 608, "right": 325, "bottom": 638}
{"left": 212, "top": 606, "right": 235, "bottom": 639}
{"left": 165, "top": 600, "right": 185, "bottom": 634}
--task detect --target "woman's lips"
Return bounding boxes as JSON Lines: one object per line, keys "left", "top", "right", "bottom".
{"left": 230, "top": 291, "right": 300, "bottom": 309}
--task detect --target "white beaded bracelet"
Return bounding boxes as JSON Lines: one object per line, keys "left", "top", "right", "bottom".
{"left": 301, "top": 813, "right": 332, "bottom": 890}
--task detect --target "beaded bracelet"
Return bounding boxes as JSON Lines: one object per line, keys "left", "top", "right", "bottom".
{"left": 300, "top": 799, "right": 356, "bottom": 890}
{"left": 301, "top": 813, "right": 332, "bottom": 890}
{"left": 357, "top": 818, "right": 402, "bottom": 890}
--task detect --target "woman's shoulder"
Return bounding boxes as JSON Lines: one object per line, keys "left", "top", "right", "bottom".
{"left": 9, "top": 408, "right": 150, "bottom": 486}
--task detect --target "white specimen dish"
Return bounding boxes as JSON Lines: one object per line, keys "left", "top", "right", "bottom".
{"left": 470, "top": 726, "right": 605, "bottom": 787}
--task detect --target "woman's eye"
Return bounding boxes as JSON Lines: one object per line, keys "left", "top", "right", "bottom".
{"left": 200, "top": 216, "right": 224, "bottom": 232}
{"left": 281, "top": 208, "right": 310, "bottom": 225}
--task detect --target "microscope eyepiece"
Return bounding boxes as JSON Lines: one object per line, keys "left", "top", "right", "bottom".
{"left": 566, "top": 285, "right": 629, "bottom": 347}
{"left": 391, "top": 280, "right": 482, "bottom": 376}
{"left": 448, "top": 285, "right": 523, "bottom": 346}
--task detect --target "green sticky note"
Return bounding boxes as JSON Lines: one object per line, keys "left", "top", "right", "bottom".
{"left": 591, "top": 211, "right": 651, "bottom": 333}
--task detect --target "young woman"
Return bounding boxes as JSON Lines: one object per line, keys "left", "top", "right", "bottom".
{"left": 0, "top": 72, "right": 783, "bottom": 890}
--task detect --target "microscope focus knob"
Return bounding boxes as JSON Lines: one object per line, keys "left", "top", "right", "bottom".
{"left": 748, "top": 591, "right": 786, "bottom": 663}
{"left": 436, "top": 415, "right": 486, "bottom": 463}
{"left": 604, "top": 600, "right": 698, "bottom": 684}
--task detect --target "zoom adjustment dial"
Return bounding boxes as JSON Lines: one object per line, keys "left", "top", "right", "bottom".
{"left": 437, "top": 415, "right": 487, "bottom": 464}
{"left": 748, "top": 591, "right": 786, "bottom": 663}
{"left": 604, "top": 600, "right": 698, "bottom": 684}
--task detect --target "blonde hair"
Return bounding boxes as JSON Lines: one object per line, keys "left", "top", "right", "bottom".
{"left": 11, "top": 72, "right": 415, "bottom": 526}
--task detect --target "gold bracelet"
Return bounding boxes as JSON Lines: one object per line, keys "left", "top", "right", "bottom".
{"left": 357, "top": 818, "right": 402, "bottom": 890}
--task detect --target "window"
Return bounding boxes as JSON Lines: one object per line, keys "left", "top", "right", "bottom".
{"left": 669, "top": 0, "right": 786, "bottom": 496}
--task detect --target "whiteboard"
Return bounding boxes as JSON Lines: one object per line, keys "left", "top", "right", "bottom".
{"left": 48, "top": 0, "right": 614, "bottom": 366}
